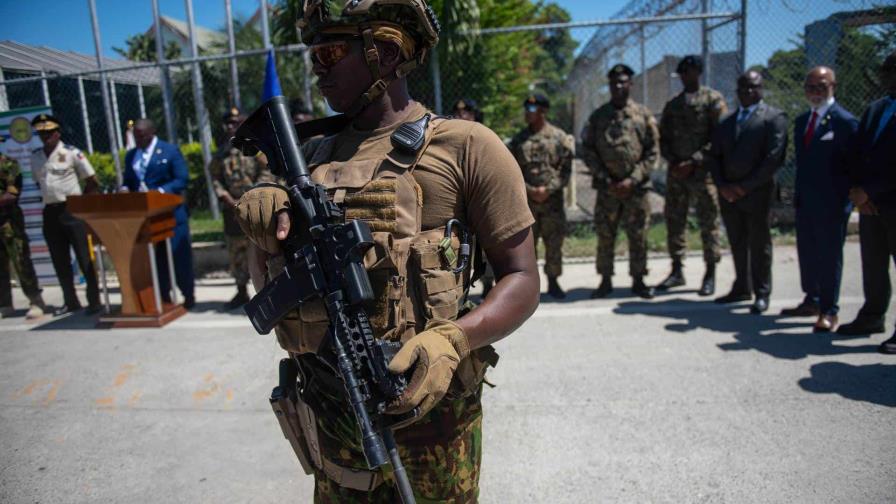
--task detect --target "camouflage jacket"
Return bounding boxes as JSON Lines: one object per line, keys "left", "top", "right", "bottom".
{"left": 508, "top": 122, "right": 574, "bottom": 194}
{"left": 581, "top": 99, "right": 659, "bottom": 190}
{"left": 0, "top": 153, "right": 23, "bottom": 221}
{"left": 659, "top": 86, "right": 728, "bottom": 175}
{"left": 209, "top": 146, "right": 275, "bottom": 200}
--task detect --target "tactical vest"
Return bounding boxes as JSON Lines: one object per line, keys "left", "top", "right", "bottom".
{"left": 268, "top": 115, "right": 495, "bottom": 398}
{"left": 591, "top": 104, "right": 649, "bottom": 180}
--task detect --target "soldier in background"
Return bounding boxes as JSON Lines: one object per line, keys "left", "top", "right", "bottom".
{"left": 581, "top": 64, "right": 659, "bottom": 300}
{"left": 0, "top": 135, "right": 46, "bottom": 319}
{"left": 210, "top": 107, "right": 276, "bottom": 310}
{"left": 656, "top": 55, "right": 727, "bottom": 296}
{"left": 509, "top": 93, "right": 574, "bottom": 299}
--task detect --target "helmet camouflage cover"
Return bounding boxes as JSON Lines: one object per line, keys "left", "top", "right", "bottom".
{"left": 298, "top": 0, "right": 440, "bottom": 53}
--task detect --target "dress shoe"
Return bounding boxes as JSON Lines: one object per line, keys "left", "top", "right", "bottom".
{"left": 656, "top": 263, "right": 685, "bottom": 291}
{"left": 225, "top": 290, "right": 250, "bottom": 311}
{"left": 53, "top": 304, "right": 82, "bottom": 316}
{"left": 750, "top": 297, "right": 769, "bottom": 314}
{"left": 878, "top": 334, "right": 896, "bottom": 355}
{"left": 590, "top": 277, "right": 613, "bottom": 299}
{"left": 836, "top": 319, "right": 885, "bottom": 336}
{"left": 714, "top": 291, "right": 751, "bottom": 304}
{"left": 0, "top": 305, "right": 14, "bottom": 318}
{"left": 632, "top": 277, "right": 655, "bottom": 299}
{"left": 698, "top": 267, "right": 715, "bottom": 297}
{"left": 780, "top": 299, "right": 820, "bottom": 317}
{"left": 812, "top": 314, "right": 838, "bottom": 333}
{"left": 546, "top": 276, "right": 566, "bottom": 300}
{"left": 183, "top": 296, "right": 196, "bottom": 310}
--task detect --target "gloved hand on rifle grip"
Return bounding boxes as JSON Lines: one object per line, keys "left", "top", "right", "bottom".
{"left": 386, "top": 319, "right": 471, "bottom": 423}
{"left": 236, "top": 183, "right": 292, "bottom": 254}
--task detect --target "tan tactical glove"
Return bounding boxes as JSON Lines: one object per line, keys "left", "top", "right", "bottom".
{"left": 235, "top": 183, "right": 290, "bottom": 254}
{"left": 386, "top": 319, "right": 471, "bottom": 421}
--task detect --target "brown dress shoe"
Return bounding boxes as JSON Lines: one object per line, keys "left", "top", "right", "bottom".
{"left": 812, "top": 314, "right": 838, "bottom": 333}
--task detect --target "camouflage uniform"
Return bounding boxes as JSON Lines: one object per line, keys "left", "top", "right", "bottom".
{"left": 509, "top": 122, "right": 574, "bottom": 277}
{"left": 581, "top": 100, "right": 659, "bottom": 277}
{"left": 660, "top": 86, "right": 727, "bottom": 265}
{"left": 210, "top": 147, "right": 274, "bottom": 287}
{"left": 0, "top": 154, "right": 42, "bottom": 307}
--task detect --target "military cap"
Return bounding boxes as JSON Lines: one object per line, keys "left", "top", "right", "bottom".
{"left": 676, "top": 55, "right": 703, "bottom": 74}
{"left": 31, "top": 113, "right": 61, "bottom": 132}
{"left": 222, "top": 106, "right": 242, "bottom": 122}
{"left": 523, "top": 93, "right": 550, "bottom": 110}
{"left": 607, "top": 64, "right": 635, "bottom": 81}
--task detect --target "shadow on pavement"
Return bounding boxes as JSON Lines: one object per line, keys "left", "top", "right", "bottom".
{"left": 798, "top": 362, "right": 896, "bottom": 407}
{"left": 613, "top": 298, "right": 880, "bottom": 360}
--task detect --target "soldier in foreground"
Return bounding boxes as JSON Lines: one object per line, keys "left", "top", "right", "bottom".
{"left": 0, "top": 136, "right": 46, "bottom": 319}
{"left": 210, "top": 107, "right": 275, "bottom": 310}
{"left": 656, "top": 55, "right": 727, "bottom": 296}
{"left": 235, "top": 0, "right": 539, "bottom": 501}
{"left": 509, "top": 93, "right": 574, "bottom": 299}
{"left": 581, "top": 64, "right": 659, "bottom": 300}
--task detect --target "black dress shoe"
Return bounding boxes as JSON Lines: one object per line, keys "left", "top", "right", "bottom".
{"left": 714, "top": 291, "right": 751, "bottom": 304}
{"left": 590, "top": 277, "right": 613, "bottom": 299}
{"left": 546, "top": 276, "right": 566, "bottom": 299}
{"left": 183, "top": 296, "right": 196, "bottom": 310}
{"left": 656, "top": 264, "right": 685, "bottom": 291}
{"left": 878, "top": 334, "right": 896, "bottom": 355}
{"left": 224, "top": 291, "right": 250, "bottom": 311}
{"left": 750, "top": 297, "right": 769, "bottom": 314}
{"left": 698, "top": 271, "right": 715, "bottom": 297}
{"left": 836, "top": 319, "right": 886, "bottom": 336}
{"left": 53, "top": 304, "right": 82, "bottom": 316}
{"left": 632, "top": 278, "right": 655, "bottom": 299}
{"left": 780, "top": 300, "right": 820, "bottom": 317}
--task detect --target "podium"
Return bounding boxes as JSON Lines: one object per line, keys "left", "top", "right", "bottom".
{"left": 67, "top": 192, "right": 187, "bottom": 328}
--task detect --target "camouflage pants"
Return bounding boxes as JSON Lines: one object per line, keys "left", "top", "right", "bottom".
{"left": 226, "top": 235, "right": 250, "bottom": 287}
{"left": 594, "top": 190, "right": 650, "bottom": 278}
{"left": 0, "top": 213, "right": 41, "bottom": 307}
{"left": 307, "top": 379, "right": 483, "bottom": 503}
{"left": 530, "top": 193, "right": 566, "bottom": 278}
{"left": 664, "top": 173, "right": 721, "bottom": 265}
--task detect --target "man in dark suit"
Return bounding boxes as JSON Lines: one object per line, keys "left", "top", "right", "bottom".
{"left": 837, "top": 51, "right": 896, "bottom": 354}
{"left": 123, "top": 119, "right": 195, "bottom": 309}
{"left": 704, "top": 70, "right": 788, "bottom": 314}
{"left": 780, "top": 67, "right": 858, "bottom": 332}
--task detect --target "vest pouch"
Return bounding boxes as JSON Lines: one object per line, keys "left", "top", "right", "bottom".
{"left": 446, "top": 345, "right": 500, "bottom": 400}
{"left": 409, "top": 240, "right": 464, "bottom": 326}
{"left": 266, "top": 255, "right": 329, "bottom": 354}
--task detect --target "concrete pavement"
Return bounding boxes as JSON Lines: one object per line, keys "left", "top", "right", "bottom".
{"left": 0, "top": 243, "right": 893, "bottom": 503}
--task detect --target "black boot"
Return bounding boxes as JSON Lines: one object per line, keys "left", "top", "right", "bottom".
{"left": 547, "top": 276, "right": 566, "bottom": 299}
{"left": 698, "top": 264, "right": 715, "bottom": 297}
{"left": 225, "top": 287, "right": 249, "bottom": 311}
{"left": 632, "top": 277, "right": 655, "bottom": 299}
{"left": 590, "top": 276, "right": 613, "bottom": 299}
{"left": 656, "top": 261, "right": 685, "bottom": 291}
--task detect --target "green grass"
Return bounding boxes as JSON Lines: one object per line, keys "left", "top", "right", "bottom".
{"left": 189, "top": 210, "right": 225, "bottom": 243}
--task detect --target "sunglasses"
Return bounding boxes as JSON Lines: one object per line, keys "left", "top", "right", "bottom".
{"left": 803, "top": 83, "right": 830, "bottom": 93}
{"left": 310, "top": 40, "right": 352, "bottom": 68}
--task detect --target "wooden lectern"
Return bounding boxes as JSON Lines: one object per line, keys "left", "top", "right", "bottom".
{"left": 67, "top": 192, "right": 187, "bottom": 328}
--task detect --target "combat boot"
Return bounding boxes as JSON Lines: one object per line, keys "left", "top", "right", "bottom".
{"left": 656, "top": 261, "right": 685, "bottom": 291}
{"left": 698, "top": 264, "right": 716, "bottom": 297}
{"left": 632, "top": 277, "right": 655, "bottom": 299}
{"left": 590, "top": 276, "right": 613, "bottom": 299}
{"left": 225, "top": 286, "right": 250, "bottom": 311}
{"left": 25, "top": 294, "right": 47, "bottom": 320}
{"left": 547, "top": 276, "right": 566, "bottom": 299}
{"left": 0, "top": 305, "right": 14, "bottom": 318}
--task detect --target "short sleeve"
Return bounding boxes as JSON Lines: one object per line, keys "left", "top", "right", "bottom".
{"left": 463, "top": 123, "right": 534, "bottom": 249}
{"left": 73, "top": 149, "right": 96, "bottom": 179}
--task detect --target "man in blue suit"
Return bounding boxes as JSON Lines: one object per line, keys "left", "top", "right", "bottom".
{"left": 780, "top": 67, "right": 858, "bottom": 332}
{"left": 838, "top": 51, "right": 896, "bottom": 354}
{"left": 123, "top": 119, "right": 195, "bottom": 309}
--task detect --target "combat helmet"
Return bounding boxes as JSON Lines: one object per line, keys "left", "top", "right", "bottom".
{"left": 298, "top": 0, "right": 440, "bottom": 116}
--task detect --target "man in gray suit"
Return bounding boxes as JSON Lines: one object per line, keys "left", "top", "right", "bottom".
{"left": 704, "top": 70, "right": 789, "bottom": 314}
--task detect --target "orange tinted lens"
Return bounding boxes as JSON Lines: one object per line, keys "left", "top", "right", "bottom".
{"left": 311, "top": 41, "right": 350, "bottom": 67}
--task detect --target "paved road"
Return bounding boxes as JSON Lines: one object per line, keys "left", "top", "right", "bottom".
{"left": 1, "top": 243, "right": 893, "bottom": 503}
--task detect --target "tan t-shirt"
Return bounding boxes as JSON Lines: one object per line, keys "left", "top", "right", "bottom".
{"left": 307, "top": 102, "right": 533, "bottom": 249}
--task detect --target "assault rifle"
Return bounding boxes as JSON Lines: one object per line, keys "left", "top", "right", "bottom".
{"left": 232, "top": 96, "right": 416, "bottom": 504}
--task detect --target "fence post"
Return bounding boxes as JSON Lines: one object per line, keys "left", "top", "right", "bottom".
{"left": 110, "top": 80, "right": 124, "bottom": 150}
{"left": 639, "top": 24, "right": 648, "bottom": 109}
{"left": 303, "top": 48, "right": 313, "bottom": 110}
{"left": 701, "top": 0, "right": 711, "bottom": 86}
{"left": 137, "top": 82, "right": 146, "bottom": 118}
{"left": 77, "top": 77, "right": 94, "bottom": 154}
{"left": 40, "top": 71, "right": 51, "bottom": 107}
{"left": 0, "top": 72, "right": 8, "bottom": 112}
{"left": 185, "top": 0, "right": 221, "bottom": 220}
{"left": 87, "top": 0, "right": 122, "bottom": 188}
{"left": 225, "top": 0, "right": 241, "bottom": 109}
{"left": 430, "top": 49, "right": 443, "bottom": 115}
{"left": 260, "top": 0, "right": 272, "bottom": 52}
{"left": 738, "top": 0, "right": 747, "bottom": 73}
{"left": 152, "top": 0, "right": 178, "bottom": 143}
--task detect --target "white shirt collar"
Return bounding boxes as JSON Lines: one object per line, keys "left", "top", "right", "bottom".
{"left": 810, "top": 96, "right": 835, "bottom": 118}
{"left": 137, "top": 136, "right": 158, "bottom": 164}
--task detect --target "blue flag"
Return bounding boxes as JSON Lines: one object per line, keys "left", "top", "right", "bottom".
{"left": 262, "top": 50, "right": 282, "bottom": 101}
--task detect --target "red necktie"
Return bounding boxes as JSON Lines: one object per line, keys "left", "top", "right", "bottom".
{"left": 803, "top": 110, "right": 818, "bottom": 148}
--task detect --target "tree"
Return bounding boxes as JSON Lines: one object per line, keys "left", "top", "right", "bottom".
{"left": 113, "top": 33, "right": 181, "bottom": 62}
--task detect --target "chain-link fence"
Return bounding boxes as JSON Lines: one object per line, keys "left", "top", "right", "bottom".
{"left": 2, "top": 0, "right": 893, "bottom": 218}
